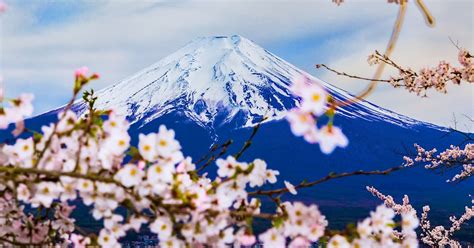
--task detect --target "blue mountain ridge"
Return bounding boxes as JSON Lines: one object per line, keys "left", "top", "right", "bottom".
{"left": 3, "top": 35, "right": 472, "bottom": 242}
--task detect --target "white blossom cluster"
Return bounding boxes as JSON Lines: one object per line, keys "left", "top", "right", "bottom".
{"left": 326, "top": 205, "right": 418, "bottom": 248}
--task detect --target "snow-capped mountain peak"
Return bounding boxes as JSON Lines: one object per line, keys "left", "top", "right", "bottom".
{"left": 80, "top": 35, "right": 300, "bottom": 128}
{"left": 74, "top": 35, "right": 439, "bottom": 130}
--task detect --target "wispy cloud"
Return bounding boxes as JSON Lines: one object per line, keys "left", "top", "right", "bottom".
{"left": 0, "top": 0, "right": 472, "bottom": 130}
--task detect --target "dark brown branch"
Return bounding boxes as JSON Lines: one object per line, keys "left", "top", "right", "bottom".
{"left": 249, "top": 164, "right": 406, "bottom": 196}
{"left": 196, "top": 140, "right": 233, "bottom": 173}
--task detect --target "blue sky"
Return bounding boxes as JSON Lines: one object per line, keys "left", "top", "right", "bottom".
{"left": 0, "top": 0, "right": 473, "bottom": 130}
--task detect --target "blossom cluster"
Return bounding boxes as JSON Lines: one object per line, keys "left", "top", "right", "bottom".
{"left": 0, "top": 92, "right": 33, "bottom": 135}
{"left": 368, "top": 186, "right": 474, "bottom": 248}
{"left": 327, "top": 204, "right": 419, "bottom": 248}
{"left": 419, "top": 196, "right": 474, "bottom": 248}
{"left": 2, "top": 64, "right": 473, "bottom": 247}
{"left": 0, "top": 78, "right": 420, "bottom": 247}
{"left": 404, "top": 143, "right": 474, "bottom": 182}
{"left": 0, "top": 192, "right": 76, "bottom": 245}
{"left": 368, "top": 48, "right": 474, "bottom": 96}
{"left": 286, "top": 75, "right": 348, "bottom": 154}
{"left": 259, "top": 202, "right": 327, "bottom": 247}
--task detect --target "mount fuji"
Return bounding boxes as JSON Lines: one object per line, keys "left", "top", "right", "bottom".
{"left": 11, "top": 35, "right": 473, "bottom": 240}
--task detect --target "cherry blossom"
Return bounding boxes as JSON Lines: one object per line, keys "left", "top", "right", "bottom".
{"left": 150, "top": 216, "right": 174, "bottom": 241}
{"left": 316, "top": 125, "right": 348, "bottom": 154}
{"left": 286, "top": 109, "right": 316, "bottom": 137}
{"left": 31, "top": 182, "right": 62, "bottom": 208}
{"left": 114, "top": 164, "right": 144, "bottom": 187}
{"left": 300, "top": 84, "right": 328, "bottom": 116}
{"left": 327, "top": 235, "right": 350, "bottom": 248}
{"left": 284, "top": 180, "right": 298, "bottom": 195}
{"left": 259, "top": 228, "right": 285, "bottom": 248}
{"left": 287, "top": 74, "right": 348, "bottom": 154}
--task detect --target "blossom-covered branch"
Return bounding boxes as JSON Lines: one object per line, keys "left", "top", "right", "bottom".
{"left": 403, "top": 143, "right": 473, "bottom": 182}
{"left": 367, "top": 186, "right": 474, "bottom": 247}
{"left": 318, "top": 48, "right": 474, "bottom": 97}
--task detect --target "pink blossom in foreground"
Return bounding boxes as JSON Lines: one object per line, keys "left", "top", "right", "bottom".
{"left": 300, "top": 84, "right": 328, "bottom": 116}
{"left": 287, "top": 75, "right": 347, "bottom": 154}
{"left": 286, "top": 108, "right": 316, "bottom": 137}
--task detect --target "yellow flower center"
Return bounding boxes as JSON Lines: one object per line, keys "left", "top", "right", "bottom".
{"left": 42, "top": 187, "right": 50, "bottom": 194}
{"left": 299, "top": 114, "right": 308, "bottom": 122}
{"left": 143, "top": 145, "right": 151, "bottom": 151}
{"left": 159, "top": 139, "right": 167, "bottom": 147}
{"left": 312, "top": 93, "right": 320, "bottom": 102}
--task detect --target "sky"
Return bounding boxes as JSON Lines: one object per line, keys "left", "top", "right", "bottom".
{"left": 0, "top": 0, "right": 473, "bottom": 131}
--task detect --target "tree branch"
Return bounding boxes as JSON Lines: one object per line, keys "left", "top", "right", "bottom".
{"left": 249, "top": 164, "right": 406, "bottom": 196}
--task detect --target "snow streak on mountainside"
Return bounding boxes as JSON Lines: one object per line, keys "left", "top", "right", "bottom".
{"left": 74, "top": 35, "right": 443, "bottom": 131}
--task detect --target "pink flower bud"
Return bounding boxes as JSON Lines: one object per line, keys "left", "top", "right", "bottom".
{"left": 90, "top": 73, "right": 100, "bottom": 80}
{"left": 0, "top": 2, "right": 7, "bottom": 13}
{"left": 75, "top": 66, "right": 89, "bottom": 78}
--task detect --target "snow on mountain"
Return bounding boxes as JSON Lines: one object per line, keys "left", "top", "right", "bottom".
{"left": 74, "top": 35, "right": 442, "bottom": 130}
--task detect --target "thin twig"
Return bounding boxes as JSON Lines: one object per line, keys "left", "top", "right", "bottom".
{"left": 315, "top": 64, "right": 400, "bottom": 83}
{"left": 196, "top": 140, "right": 233, "bottom": 173}
{"left": 234, "top": 117, "right": 267, "bottom": 160}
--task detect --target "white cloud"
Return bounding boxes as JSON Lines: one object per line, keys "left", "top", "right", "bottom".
{"left": 0, "top": 0, "right": 472, "bottom": 130}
